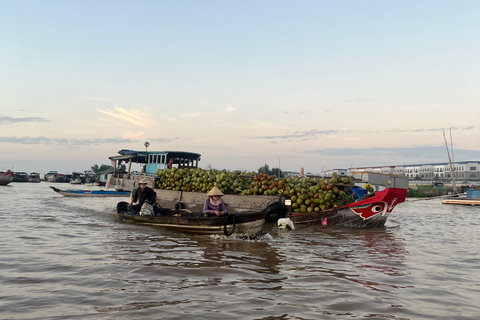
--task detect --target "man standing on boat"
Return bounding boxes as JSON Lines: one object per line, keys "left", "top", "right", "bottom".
{"left": 128, "top": 179, "right": 157, "bottom": 214}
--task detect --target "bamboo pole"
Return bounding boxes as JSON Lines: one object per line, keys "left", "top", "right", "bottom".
{"left": 443, "top": 128, "right": 457, "bottom": 194}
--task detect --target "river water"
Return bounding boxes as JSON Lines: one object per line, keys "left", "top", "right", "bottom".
{"left": 1, "top": 182, "right": 479, "bottom": 320}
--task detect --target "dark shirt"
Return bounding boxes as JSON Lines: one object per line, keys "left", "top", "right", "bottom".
{"left": 132, "top": 186, "right": 157, "bottom": 206}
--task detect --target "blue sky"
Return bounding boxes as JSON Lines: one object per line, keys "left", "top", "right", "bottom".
{"left": 1, "top": 0, "right": 479, "bottom": 174}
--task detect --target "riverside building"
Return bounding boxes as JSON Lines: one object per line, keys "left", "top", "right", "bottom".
{"left": 349, "top": 161, "right": 480, "bottom": 182}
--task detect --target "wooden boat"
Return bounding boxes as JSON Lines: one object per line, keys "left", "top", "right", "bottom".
{"left": 0, "top": 170, "right": 14, "bottom": 186}
{"left": 116, "top": 201, "right": 287, "bottom": 238}
{"left": 50, "top": 186, "right": 131, "bottom": 197}
{"left": 442, "top": 188, "right": 480, "bottom": 206}
{"left": 289, "top": 187, "right": 408, "bottom": 228}
{"left": 28, "top": 172, "right": 41, "bottom": 183}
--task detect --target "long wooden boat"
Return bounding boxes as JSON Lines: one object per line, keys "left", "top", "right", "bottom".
{"left": 442, "top": 188, "right": 480, "bottom": 206}
{"left": 0, "top": 170, "right": 14, "bottom": 186}
{"left": 289, "top": 187, "right": 408, "bottom": 228}
{"left": 116, "top": 201, "right": 287, "bottom": 238}
{"left": 50, "top": 186, "right": 131, "bottom": 197}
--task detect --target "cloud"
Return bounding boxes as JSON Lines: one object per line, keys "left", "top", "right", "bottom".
{"left": 97, "top": 106, "right": 153, "bottom": 127}
{"left": 179, "top": 113, "right": 203, "bottom": 118}
{"left": 306, "top": 146, "right": 480, "bottom": 165}
{"left": 208, "top": 106, "right": 235, "bottom": 116}
{"left": 257, "top": 129, "right": 356, "bottom": 142}
{"left": 0, "top": 136, "right": 137, "bottom": 146}
{"left": 0, "top": 116, "right": 50, "bottom": 125}
{"left": 385, "top": 126, "right": 476, "bottom": 133}
{"left": 122, "top": 132, "right": 144, "bottom": 139}
{"left": 151, "top": 137, "right": 180, "bottom": 143}
{"left": 250, "top": 120, "right": 288, "bottom": 130}
{"left": 82, "top": 96, "right": 110, "bottom": 101}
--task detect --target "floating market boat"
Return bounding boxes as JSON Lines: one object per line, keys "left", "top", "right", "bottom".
{"left": 106, "top": 149, "right": 408, "bottom": 229}
{"left": 28, "top": 172, "right": 41, "bottom": 183}
{"left": 442, "top": 187, "right": 480, "bottom": 206}
{"left": 50, "top": 186, "right": 131, "bottom": 197}
{"left": 289, "top": 187, "right": 408, "bottom": 228}
{"left": 0, "top": 170, "right": 14, "bottom": 186}
{"left": 116, "top": 201, "right": 287, "bottom": 238}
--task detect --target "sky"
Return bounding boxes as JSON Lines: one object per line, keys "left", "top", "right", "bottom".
{"left": 1, "top": 0, "right": 479, "bottom": 174}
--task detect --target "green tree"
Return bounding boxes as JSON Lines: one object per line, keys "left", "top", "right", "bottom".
{"left": 257, "top": 164, "right": 284, "bottom": 177}
{"left": 91, "top": 164, "right": 113, "bottom": 174}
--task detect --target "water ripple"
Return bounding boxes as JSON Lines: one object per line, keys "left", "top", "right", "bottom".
{"left": 1, "top": 184, "right": 479, "bottom": 319}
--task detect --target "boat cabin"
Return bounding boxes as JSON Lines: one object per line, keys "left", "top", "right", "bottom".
{"left": 109, "top": 150, "right": 201, "bottom": 177}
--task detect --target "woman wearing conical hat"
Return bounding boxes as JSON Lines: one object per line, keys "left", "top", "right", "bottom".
{"left": 203, "top": 186, "right": 227, "bottom": 217}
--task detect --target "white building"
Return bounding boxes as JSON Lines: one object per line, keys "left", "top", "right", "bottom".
{"left": 349, "top": 161, "right": 480, "bottom": 182}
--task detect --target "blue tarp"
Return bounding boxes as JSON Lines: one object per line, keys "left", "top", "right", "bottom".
{"left": 349, "top": 186, "right": 368, "bottom": 200}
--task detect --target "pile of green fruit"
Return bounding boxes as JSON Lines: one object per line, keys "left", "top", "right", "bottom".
{"left": 155, "top": 168, "right": 255, "bottom": 193}
{"left": 249, "top": 172, "right": 357, "bottom": 212}
{"left": 154, "top": 168, "right": 357, "bottom": 212}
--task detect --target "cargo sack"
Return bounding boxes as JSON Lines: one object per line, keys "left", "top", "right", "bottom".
{"left": 139, "top": 201, "right": 154, "bottom": 216}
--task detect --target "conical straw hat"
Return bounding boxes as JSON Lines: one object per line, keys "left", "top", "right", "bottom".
{"left": 206, "top": 186, "right": 224, "bottom": 196}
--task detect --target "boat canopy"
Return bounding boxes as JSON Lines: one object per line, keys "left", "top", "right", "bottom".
{"left": 109, "top": 150, "right": 201, "bottom": 175}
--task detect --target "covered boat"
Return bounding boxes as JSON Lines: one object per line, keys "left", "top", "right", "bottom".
{"left": 50, "top": 186, "right": 131, "bottom": 197}
{"left": 12, "top": 172, "right": 28, "bottom": 182}
{"left": 0, "top": 170, "right": 14, "bottom": 186}
{"left": 442, "top": 187, "right": 480, "bottom": 206}
{"left": 28, "top": 172, "right": 41, "bottom": 183}
{"left": 116, "top": 201, "right": 286, "bottom": 238}
{"left": 289, "top": 187, "right": 408, "bottom": 228}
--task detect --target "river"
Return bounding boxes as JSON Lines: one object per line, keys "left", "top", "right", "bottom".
{"left": 1, "top": 182, "right": 479, "bottom": 320}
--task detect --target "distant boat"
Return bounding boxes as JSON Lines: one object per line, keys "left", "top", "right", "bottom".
{"left": 50, "top": 186, "right": 131, "bottom": 197}
{"left": 70, "top": 172, "right": 84, "bottom": 184}
{"left": 12, "top": 172, "right": 28, "bottom": 182}
{"left": 0, "top": 170, "right": 14, "bottom": 186}
{"left": 46, "top": 171, "right": 68, "bottom": 183}
{"left": 46, "top": 171, "right": 59, "bottom": 182}
{"left": 28, "top": 172, "right": 41, "bottom": 183}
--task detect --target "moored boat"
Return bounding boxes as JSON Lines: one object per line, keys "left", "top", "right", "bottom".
{"left": 12, "top": 172, "right": 28, "bottom": 182}
{"left": 50, "top": 186, "right": 131, "bottom": 197}
{"left": 46, "top": 171, "right": 59, "bottom": 182}
{"left": 0, "top": 170, "right": 14, "bottom": 186}
{"left": 28, "top": 172, "right": 41, "bottom": 183}
{"left": 116, "top": 201, "right": 286, "bottom": 238}
{"left": 442, "top": 187, "right": 480, "bottom": 206}
{"left": 289, "top": 187, "right": 408, "bottom": 228}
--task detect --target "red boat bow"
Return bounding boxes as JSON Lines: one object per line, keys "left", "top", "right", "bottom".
{"left": 348, "top": 187, "right": 407, "bottom": 219}
{"left": 290, "top": 187, "right": 407, "bottom": 228}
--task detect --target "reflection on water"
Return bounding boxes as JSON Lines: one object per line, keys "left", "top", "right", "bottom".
{"left": 1, "top": 183, "right": 480, "bottom": 319}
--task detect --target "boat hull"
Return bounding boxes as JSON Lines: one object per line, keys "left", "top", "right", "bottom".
{"left": 50, "top": 186, "right": 131, "bottom": 197}
{"left": 442, "top": 198, "right": 480, "bottom": 206}
{"left": 290, "top": 187, "right": 408, "bottom": 228}
{"left": 117, "top": 201, "right": 287, "bottom": 238}
{"left": 0, "top": 176, "right": 14, "bottom": 186}
{"left": 0, "top": 171, "right": 14, "bottom": 186}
